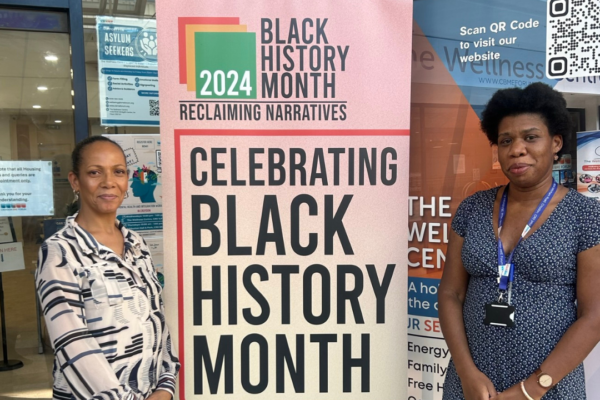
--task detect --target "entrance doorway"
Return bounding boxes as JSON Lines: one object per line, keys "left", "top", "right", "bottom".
{"left": 0, "top": 9, "right": 76, "bottom": 399}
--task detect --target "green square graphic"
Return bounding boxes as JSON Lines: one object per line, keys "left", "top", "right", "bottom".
{"left": 195, "top": 32, "right": 257, "bottom": 99}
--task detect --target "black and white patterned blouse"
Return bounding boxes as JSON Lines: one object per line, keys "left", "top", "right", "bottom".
{"left": 442, "top": 188, "right": 600, "bottom": 399}
{"left": 36, "top": 215, "right": 180, "bottom": 400}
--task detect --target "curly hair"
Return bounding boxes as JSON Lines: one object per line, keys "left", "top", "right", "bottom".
{"left": 480, "top": 82, "right": 572, "bottom": 158}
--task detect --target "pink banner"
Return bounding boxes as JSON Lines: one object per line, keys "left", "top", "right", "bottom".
{"left": 157, "top": 1, "right": 412, "bottom": 398}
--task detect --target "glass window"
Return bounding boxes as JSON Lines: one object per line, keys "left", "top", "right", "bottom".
{"left": 83, "top": 1, "right": 158, "bottom": 136}
{"left": 0, "top": 28, "right": 74, "bottom": 397}
{"left": 0, "top": 2, "right": 157, "bottom": 398}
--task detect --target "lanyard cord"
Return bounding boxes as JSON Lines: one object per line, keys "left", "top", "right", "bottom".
{"left": 497, "top": 180, "right": 558, "bottom": 303}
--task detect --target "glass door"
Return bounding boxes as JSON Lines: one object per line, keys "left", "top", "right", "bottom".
{"left": 0, "top": 12, "right": 76, "bottom": 399}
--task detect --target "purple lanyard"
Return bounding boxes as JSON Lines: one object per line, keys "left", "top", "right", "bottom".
{"left": 497, "top": 180, "right": 558, "bottom": 293}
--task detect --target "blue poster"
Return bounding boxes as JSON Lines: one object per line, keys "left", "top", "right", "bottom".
{"left": 97, "top": 17, "right": 159, "bottom": 126}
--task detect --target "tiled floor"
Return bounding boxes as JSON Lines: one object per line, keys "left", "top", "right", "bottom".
{"left": 0, "top": 244, "right": 54, "bottom": 400}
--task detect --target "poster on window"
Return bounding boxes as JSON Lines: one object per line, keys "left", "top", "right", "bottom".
{"left": 0, "top": 217, "right": 14, "bottom": 244}
{"left": 105, "top": 134, "right": 162, "bottom": 236}
{"left": 97, "top": 16, "right": 159, "bottom": 126}
{"left": 156, "top": 0, "right": 413, "bottom": 398}
{"left": 0, "top": 161, "right": 54, "bottom": 217}
{"left": 0, "top": 241, "right": 25, "bottom": 272}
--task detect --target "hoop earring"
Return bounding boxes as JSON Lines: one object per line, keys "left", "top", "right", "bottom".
{"left": 124, "top": 191, "right": 129, "bottom": 199}
{"left": 72, "top": 190, "right": 79, "bottom": 203}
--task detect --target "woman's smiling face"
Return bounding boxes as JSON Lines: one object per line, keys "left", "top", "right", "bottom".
{"left": 497, "top": 113, "right": 562, "bottom": 188}
{"left": 69, "top": 141, "right": 129, "bottom": 216}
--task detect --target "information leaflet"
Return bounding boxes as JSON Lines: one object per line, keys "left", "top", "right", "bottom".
{"left": 0, "top": 161, "right": 54, "bottom": 217}
{"left": 97, "top": 16, "right": 159, "bottom": 126}
{"left": 105, "top": 134, "right": 163, "bottom": 236}
{"left": 0, "top": 217, "right": 14, "bottom": 244}
{"left": 0, "top": 241, "right": 25, "bottom": 273}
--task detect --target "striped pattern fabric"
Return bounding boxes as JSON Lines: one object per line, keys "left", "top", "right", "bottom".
{"left": 36, "top": 215, "right": 180, "bottom": 400}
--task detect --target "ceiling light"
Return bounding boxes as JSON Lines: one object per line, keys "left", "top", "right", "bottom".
{"left": 45, "top": 54, "right": 58, "bottom": 61}
{"left": 32, "top": 105, "right": 41, "bottom": 109}
{"left": 37, "top": 86, "right": 48, "bottom": 91}
{"left": 54, "top": 120, "right": 62, "bottom": 123}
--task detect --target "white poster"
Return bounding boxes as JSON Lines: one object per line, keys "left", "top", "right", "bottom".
{"left": 0, "top": 161, "right": 54, "bottom": 217}
{"left": 577, "top": 130, "right": 600, "bottom": 394}
{"left": 0, "top": 217, "right": 14, "bottom": 244}
{"left": 146, "top": 235, "right": 164, "bottom": 287}
{"left": 105, "top": 134, "right": 162, "bottom": 236}
{"left": 97, "top": 17, "right": 159, "bottom": 127}
{"left": 586, "top": 344, "right": 600, "bottom": 396}
{"left": 0, "top": 242, "right": 25, "bottom": 272}
{"left": 576, "top": 131, "right": 600, "bottom": 199}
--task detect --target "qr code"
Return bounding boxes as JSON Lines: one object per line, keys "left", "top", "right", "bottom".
{"left": 149, "top": 99, "right": 159, "bottom": 116}
{"left": 547, "top": 0, "right": 600, "bottom": 78}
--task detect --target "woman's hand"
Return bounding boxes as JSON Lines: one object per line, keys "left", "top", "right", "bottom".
{"left": 492, "top": 379, "right": 545, "bottom": 400}
{"left": 145, "top": 390, "right": 172, "bottom": 400}
{"left": 491, "top": 382, "right": 530, "bottom": 399}
{"left": 461, "top": 369, "right": 498, "bottom": 400}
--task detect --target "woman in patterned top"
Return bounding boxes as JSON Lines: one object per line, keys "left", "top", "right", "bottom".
{"left": 36, "top": 136, "right": 179, "bottom": 400}
{"left": 439, "top": 83, "right": 600, "bottom": 400}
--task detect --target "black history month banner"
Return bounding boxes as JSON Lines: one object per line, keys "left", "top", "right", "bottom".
{"left": 156, "top": 1, "right": 412, "bottom": 398}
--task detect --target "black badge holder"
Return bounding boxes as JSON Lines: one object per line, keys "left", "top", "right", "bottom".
{"left": 484, "top": 301, "right": 516, "bottom": 327}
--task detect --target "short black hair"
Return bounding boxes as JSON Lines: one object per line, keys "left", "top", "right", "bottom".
{"left": 71, "top": 136, "right": 126, "bottom": 176}
{"left": 480, "top": 82, "right": 572, "bottom": 158}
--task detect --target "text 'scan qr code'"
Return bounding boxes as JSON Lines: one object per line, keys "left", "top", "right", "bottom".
{"left": 547, "top": 0, "right": 600, "bottom": 78}
{"left": 149, "top": 99, "right": 159, "bottom": 116}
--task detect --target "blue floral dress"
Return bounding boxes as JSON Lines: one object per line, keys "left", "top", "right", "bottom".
{"left": 442, "top": 187, "right": 600, "bottom": 399}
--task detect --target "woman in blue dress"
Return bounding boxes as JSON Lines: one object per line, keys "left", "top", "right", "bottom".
{"left": 439, "top": 83, "right": 600, "bottom": 400}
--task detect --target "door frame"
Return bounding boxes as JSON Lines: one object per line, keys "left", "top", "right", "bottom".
{"left": 0, "top": 0, "right": 88, "bottom": 143}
